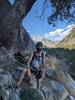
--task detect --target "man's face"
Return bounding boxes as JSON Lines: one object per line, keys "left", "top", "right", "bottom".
{"left": 36, "top": 46, "right": 43, "bottom": 51}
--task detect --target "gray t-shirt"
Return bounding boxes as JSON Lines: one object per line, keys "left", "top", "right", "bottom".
{"left": 30, "top": 51, "right": 44, "bottom": 70}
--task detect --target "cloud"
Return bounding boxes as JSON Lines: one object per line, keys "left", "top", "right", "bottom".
{"left": 48, "top": 29, "right": 63, "bottom": 37}
{"left": 66, "top": 24, "right": 75, "bottom": 29}
{"left": 44, "top": 24, "right": 75, "bottom": 41}
{"left": 32, "top": 24, "right": 75, "bottom": 42}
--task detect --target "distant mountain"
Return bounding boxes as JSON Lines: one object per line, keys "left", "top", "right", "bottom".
{"left": 32, "top": 24, "right": 75, "bottom": 48}
{"left": 56, "top": 27, "right": 75, "bottom": 49}
{"left": 41, "top": 38, "right": 58, "bottom": 48}
{"left": 43, "top": 24, "right": 75, "bottom": 41}
{"left": 32, "top": 35, "right": 58, "bottom": 48}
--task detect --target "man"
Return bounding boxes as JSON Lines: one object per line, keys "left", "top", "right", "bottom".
{"left": 18, "top": 41, "right": 45, "bottom": 90}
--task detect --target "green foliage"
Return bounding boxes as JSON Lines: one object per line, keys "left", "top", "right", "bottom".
{"left": 56, "top": 45, "right": 75, "bottom": 49}
{"left": 47, "top": 0, "right": 75, "bottom": 25}
{"left": 20, "top": 88, "right": 43, "bottom": 100}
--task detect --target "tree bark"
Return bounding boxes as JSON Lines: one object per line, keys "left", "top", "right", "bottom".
{"left": 0, "top": 0, "right": 11, "bottom": 28}
{"left": 0, "top": 0, "right": 36, "bottom": 50}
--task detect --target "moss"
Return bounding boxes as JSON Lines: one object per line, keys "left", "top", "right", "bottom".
{"left": 20, "top": 88, "right": 43, "bottom": 100}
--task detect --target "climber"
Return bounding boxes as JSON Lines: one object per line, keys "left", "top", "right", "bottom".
{"left": 30, "top": 41, "right": 46, "bottom": 89}
{"left": 18, "top": 41, "right": 46, "bottom": 89}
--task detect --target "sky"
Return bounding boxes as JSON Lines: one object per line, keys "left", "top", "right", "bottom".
{"left": 9, "top": 0, "right": 75, "bottom": 41}
{"left": 33, "top": 24, "right": 75, "bottom": 41}
{"left": 43, "top": 24, "right": 75, "bottom": 41}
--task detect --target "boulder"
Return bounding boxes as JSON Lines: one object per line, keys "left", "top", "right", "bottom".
{"left": 0, "top": 68, "right": 13, "bottom": 87}
{"left": 0, "top": 68, "right": 21, "bottom": 100}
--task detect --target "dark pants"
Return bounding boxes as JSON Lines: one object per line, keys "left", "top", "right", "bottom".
{"left": 30, "top": 68, "right": 43, "bottom": 79}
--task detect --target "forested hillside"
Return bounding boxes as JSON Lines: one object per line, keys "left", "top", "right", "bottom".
{"left": 56, "top": 28, "right": 75, "bottom": 49}
{"left": 44, "top": 27, "right": 75, "bottom": 79}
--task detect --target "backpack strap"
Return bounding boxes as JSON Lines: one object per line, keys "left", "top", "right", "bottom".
{"left": 42, "top": 52, "right": 44, "bottom": 65}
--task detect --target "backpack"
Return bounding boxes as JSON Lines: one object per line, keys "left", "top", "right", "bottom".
{"left": 14, "top": 52, "right": 27, "bottom": 64}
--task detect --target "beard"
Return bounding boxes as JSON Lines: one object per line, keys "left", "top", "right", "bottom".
{"left": 36, "top": 47, "right": 42, "bottom": 52}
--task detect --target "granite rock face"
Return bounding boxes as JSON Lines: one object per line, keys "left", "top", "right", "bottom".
{"left": 0, "top": 68, "right": 21, "bottom": 100}
{"left": 0, "top": 48, "right": 75, "bottom": 100}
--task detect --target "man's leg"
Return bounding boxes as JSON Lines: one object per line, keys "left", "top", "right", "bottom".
{"left": 18, "top": 68, "right": 27, "bottom": 86}
{"left": 26, "top": 68, "right": 31, "bottom": 77}
{"left": 38, "top": 69, "right": 45, "bottom": 91}
{"left": 36, "top": 70, "right": 43, "bottom": 91}
{"left": 25, "top": 68, "right": 34, "bottom": 85}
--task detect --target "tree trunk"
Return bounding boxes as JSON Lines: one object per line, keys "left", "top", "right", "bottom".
{"left": 0, "top": 0, "right": 11, "bottom": 28}
{"left": 0, "top": 0, "right": 36, "bottom": 51}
